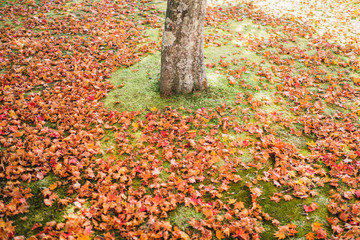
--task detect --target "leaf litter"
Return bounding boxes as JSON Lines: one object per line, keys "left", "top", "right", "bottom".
{"left": 1, "top": 0, "right": 360, "bottom": 239}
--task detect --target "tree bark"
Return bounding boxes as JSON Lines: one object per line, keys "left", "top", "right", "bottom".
{"left": 160, "top": 0, "right": 207, "bottom": 96}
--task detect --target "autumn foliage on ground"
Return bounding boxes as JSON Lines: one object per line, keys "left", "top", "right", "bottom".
{"left": 1, "top": 0, "right": 360, "bottom": 239}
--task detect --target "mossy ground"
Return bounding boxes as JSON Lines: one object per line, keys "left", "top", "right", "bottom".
{"left": 101, "top": 4, "right": 345, "bottom": 238}
{"left": 168, "top": 205, "right": 205, "bottom": 231}
{"left": 3, "top": 0, "right": 358, "bottom": 239}
{"left": 10, "top": 173, "right": 73, "bottom": 236}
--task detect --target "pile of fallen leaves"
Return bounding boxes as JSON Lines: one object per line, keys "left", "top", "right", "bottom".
{"left": 1, "top": 0, "right": 360, "bottom": 239}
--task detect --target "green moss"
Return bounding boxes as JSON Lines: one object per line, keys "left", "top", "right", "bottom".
{"left": 219, "top": 18, "right": 270, "bottom": 39}
{"left": 253, "top": 90, "right": 276, "bottom": 102}
{"left": 284, "top": 37, "right": 310, "bottom": 50}
{"left": 10, "top": 173, "right": 70, "bottom": 237}
{"left": 12, "top": 205, "right": 65, "bottom": 237}
{"left": 101, "top": 9, "right": 285, "bottom": 113}
{"left": 224, "top": 182, "right": 252, "bottom": 208}
{"left": 215, "top": 160, "right": 226, "bottom": 167}
{"left": 323, "top": 102, "right": 351, "bottom": 116}
{"left": 103, "top": 51, "right": 242, "bottom": 112}
{"left": 4, "top": 1, "right": 359, "bottom": 239}
{"left": 143, "top": 26, "right": 161, "bottom": 42}
{"left": 299, "top": 148, "right": 311, "bottom": 156}
{"left": 260, "top": 103, "right": 283, "bottom": 114}
{"left": 168, "top": 205, "right": 205, "bottom": 231}
{"left": 159, "top": 163, "right": 170, "bottom": 182}
{"left": 24, "top": 81, "right": 60, "bottom": 97}
{"left": 241, "top": 152, "right": 255, "bottom": 164}
{"left": 274, "top": 126, "right": 307, "bottom": 149}
{"left": 147, "top": 0, "right": 167, "bottom": 12}
{"left": 0, "top": 19, "right": 17, "bottom": 28}
{"left": 100, "top": 130, "right": 119, "bottom": 160}
{"left": 44, "top": 121, "right": 58, "bottom": 129}
{"left": 132, "top": 177, "right": 143, "bottom": 191}
{"left": 258, "top": 181, "right": 332, "bottom": 239}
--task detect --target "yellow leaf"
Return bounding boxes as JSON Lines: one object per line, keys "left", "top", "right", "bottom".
{"left": 9, "top": 110, "right": 16, "bottom": 117}
{"left": 0, "top": 219, "right": 6, "bottom": 228}
{"left": 85, "top": 143, "right": 94, "bottom": 150}
{"left": 55, "top": 164, "right": 62, "bottom": 171}
{"left": 150, "top": 107, "right": 157, "bottom": 111}
{"left": 274, "top": 231, "right": 286, "bottom": 240}
{"left": 49, "top": 183, "right": 57, "bottom": 191}
{"left": 306, "top": 140, "right": 316, "bottom": 147}
{"left": 352, "top": 77, "right": 360, "bottom": 84}
{"left": 77, "top": 235, "right": 91, "bottom": 240}
{"left": 324, "top": 176, "right": 330, "bottom": 182}
{"left": 201, "top": 117, "right": 209, "bottom": 123}
{"left": 216, "top": 230, "right": 225, "bottom": 239}
{"left": 312, "top": 222, "right": 322, "bottom": 232}
{"left": 295, "top": 179, "right": 304, "bottom": 185}
{"left": 228, "top": 199, "right": 236, "bottom": 205}
{"left": 132, "top": 122, "right": 139, "bottom": 129}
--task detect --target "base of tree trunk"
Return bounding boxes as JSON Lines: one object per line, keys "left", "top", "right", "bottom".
{"left": 160, "top": 0, "right": 207, "bottom": 97}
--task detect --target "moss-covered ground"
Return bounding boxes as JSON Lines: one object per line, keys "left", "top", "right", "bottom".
{"left": 1, "top": 0, "right": 360, "bottom": 239}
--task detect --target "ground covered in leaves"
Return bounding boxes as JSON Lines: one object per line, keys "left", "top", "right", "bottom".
{"left": 1, "top": 0, "right": 360, "bottom": 239}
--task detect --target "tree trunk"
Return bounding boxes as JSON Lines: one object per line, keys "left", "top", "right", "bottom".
{"left": 160, "top": 0, "right": 207, "bottom": 96}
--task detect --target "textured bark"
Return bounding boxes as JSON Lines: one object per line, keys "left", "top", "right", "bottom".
{"left": 160, "top": 0, "right": 207, "bottom": 96}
